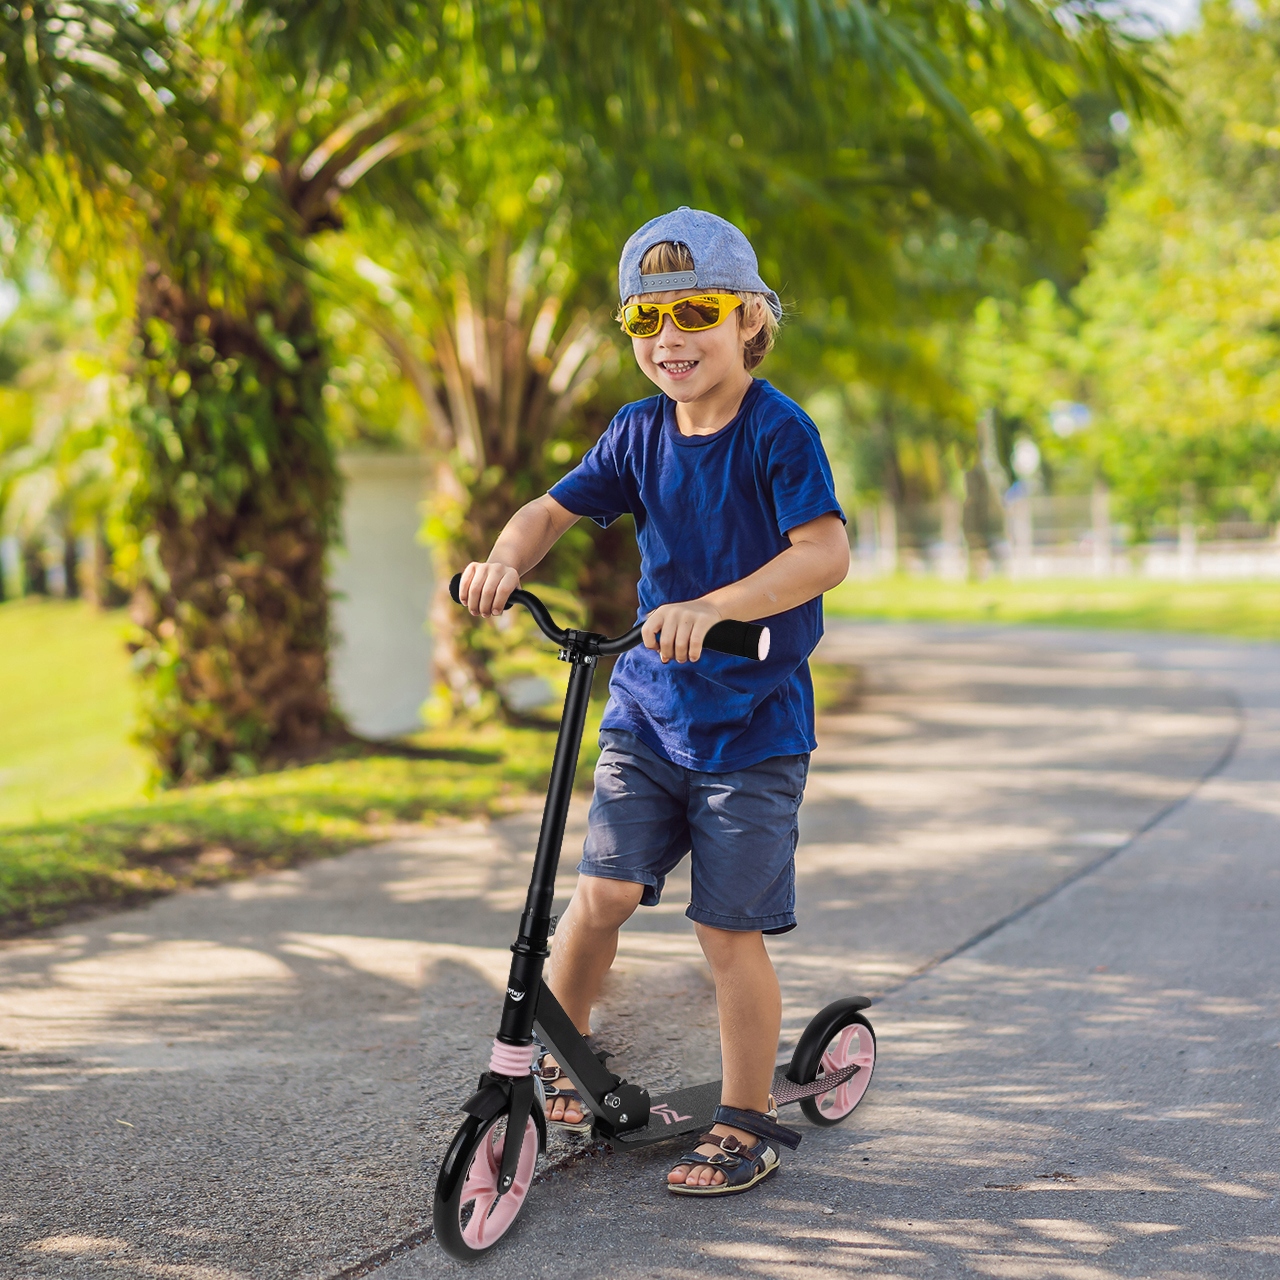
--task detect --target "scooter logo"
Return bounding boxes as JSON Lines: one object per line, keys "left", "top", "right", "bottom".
{"left": 651, "top": 1103, "right": 693, "bottom": 1125}
{"left": 506, "top": 985, "right": 526, "bottom": 1002}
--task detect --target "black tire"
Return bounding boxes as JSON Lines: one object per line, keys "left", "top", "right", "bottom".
{"left": 792, "top": 1010, "right": 876, "bottom": 1127}
{"left": 433, "top": 1107, "right": 540, "bottom": 1260}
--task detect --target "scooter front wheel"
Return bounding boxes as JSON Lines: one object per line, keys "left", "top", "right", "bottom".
{"left": 434, "top": 1109, "right": 539, "bottom": 1260}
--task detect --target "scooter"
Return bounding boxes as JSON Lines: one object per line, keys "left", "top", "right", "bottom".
{"left": 432, "top": 574, "right": 877, "bottom": 1260}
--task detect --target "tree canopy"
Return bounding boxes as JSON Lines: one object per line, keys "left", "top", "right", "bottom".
{"left": 965, "top": 0, "right": 1280, "bottom": 533}
{"left": 1, "top": 0, "right": 1173, "bottom": 774}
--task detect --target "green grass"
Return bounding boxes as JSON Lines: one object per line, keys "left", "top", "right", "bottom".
{"left": 827, "top": 576, "right": 1280, "bottom": 641}
{"left": 0, "top": 597, "right": 590, "bottom": 936}
{"left": 0, "top": 598, "right": 149, "bottom": 825}
{"left": 0, "top": 724, "right": 585, "bottom": 936}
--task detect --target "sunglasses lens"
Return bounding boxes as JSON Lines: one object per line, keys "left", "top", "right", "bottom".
{"left": 624, "top": 305, "right": 661, "bottom": 337}
{"left": 672, "top": 297, "right": 723, "bottom": 330}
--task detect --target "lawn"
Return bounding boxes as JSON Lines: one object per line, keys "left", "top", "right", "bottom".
{"left": 0, "top": 725, "right": 582, "bottom": 936}
{"left": 0, "top": 598, "right": 149, "bottom": 826}
{"left": 0, "top": 597, "right": 584, "bottom": 935}
{"left": 827, "top": 576, "right": 1280, "bottom": 641}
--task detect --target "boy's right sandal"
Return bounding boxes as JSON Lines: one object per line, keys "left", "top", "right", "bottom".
{"left": 667, "top": 1104, "right": 802, "bottom": 1197}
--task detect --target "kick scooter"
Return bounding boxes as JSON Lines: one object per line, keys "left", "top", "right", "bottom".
{"left": 433, "top": 574, "right": 877, "bottom": 1260}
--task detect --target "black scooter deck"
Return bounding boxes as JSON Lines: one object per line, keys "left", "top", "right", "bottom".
{"left": 609, "top": 1079, "right": 722, "bottom": 1148}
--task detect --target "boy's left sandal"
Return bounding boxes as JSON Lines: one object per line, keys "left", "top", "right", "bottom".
{"left": 667, "top": 1103, "right": 802, "bottom": 1197}
{"left": 536, "top": 1053, "right": 594, "bottom": 1135}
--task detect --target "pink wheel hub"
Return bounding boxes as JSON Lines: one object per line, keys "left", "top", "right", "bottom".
{"left": 457, "top": 1115, "right": 539, "bottom": 1250}
{"left": 814, "top": 1023, "right": 875, "bottom": 1121}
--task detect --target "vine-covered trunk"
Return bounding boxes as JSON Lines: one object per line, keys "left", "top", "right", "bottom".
{"left": 128, "top": 265, "right": 340, "bottom": 783}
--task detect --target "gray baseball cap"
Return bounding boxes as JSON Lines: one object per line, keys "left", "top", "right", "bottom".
{"left": 618, "top": 207, "right": 782, "bottom": 319}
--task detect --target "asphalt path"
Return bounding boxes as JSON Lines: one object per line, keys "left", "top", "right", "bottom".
{"left": 2, "top": 624, "right": 1274, "bottom": 1280}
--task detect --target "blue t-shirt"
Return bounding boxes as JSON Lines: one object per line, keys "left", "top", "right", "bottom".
{"left": 549, "top": 379, "right": 844, "bottom": 771}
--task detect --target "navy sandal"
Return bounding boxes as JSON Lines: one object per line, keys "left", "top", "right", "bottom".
{"left": 667, "top": 1104, "right": 802, "bottom": 1197}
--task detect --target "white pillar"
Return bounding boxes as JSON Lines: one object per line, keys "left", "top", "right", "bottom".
{"left": 855, "top": 506, "right": 879, "bottom": 576}
{"left": 329, "top": 454, "right": 434, "bottom": 738}
{"left": 1178, "top": 519, "right": 1197, "bottom": 580}
{"left": 0, "top": 536, "right": 16, "bottom": 598}
{"left": 1178, "top": 485, "right": 1197, "bottom": 582}
{"left": 939, "top": 491, "right": 966, "bottom": 580}
{"left": 1009, "top": 491, "right": 1033, "bottom": 578}
{"left": 45, "top": 535, "right": 67, "bottom": 597}
{"left": 877, "top": 499, "right": 898, "bottom": 576}
{"left": 1091, "top": 482, "right": 1113, "bottom": 578}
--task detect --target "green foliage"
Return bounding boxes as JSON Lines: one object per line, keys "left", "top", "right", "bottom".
{"left": 123, "top": 298, "right": 338, "bottom": 782}
{"left": 962, "top": 279, "right": 1098, "bottom": 493}
{"left": 0, "top": 0, "right": 180, "bottom": 277}
{"left": 0, "top": 268, "right": 127, "bottom": 607}
{"left": 0, "top": 0, "right": 1174, "bottom": 767}
{"left": 964, "top": 2, "right": 1280, "bottom": 532}
{"left": 1076, "top": 3, "right": 1280, "bottom": 528}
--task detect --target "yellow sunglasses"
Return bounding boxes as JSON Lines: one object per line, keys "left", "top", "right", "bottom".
{"left": 620, "top": 293, "right": 743, "bottom": 338}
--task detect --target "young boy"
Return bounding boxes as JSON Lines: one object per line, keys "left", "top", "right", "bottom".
{"left": 458, "top": 207, "right": 849, "bottom": 1196}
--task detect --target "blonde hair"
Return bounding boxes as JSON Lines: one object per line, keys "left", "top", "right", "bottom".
{"left": 621, "top": 241, "right": 780, "bottom": 371}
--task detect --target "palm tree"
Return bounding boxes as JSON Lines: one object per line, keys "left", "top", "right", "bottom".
{"left": 3, "top": 3, "right": 462, "bottom": 778}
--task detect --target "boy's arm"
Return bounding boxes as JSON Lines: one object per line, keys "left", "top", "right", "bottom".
{"left": 458, "top": 494, "right": 581, "bottom": 616}
{"left": 641, "top": 513, "right": 849, "bottom": 664}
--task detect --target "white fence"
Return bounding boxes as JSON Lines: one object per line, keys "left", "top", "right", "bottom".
{"left": 851, "top": 491, "right": 1280, "bottom": 581}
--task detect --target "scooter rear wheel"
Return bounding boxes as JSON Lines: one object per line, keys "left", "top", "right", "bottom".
{"left": 434, "top": 1109, "right": 539, "bottom": 1260}
{"left": 794, "top": 1012, "right": 876, "bottom": 1127}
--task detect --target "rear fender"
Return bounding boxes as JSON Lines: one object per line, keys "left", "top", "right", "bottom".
{"left": 787, "top": 996, "right": 873, "bottom": 1084}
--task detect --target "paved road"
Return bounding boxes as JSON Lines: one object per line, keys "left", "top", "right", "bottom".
{"left": 2, "top": 625, "right": 1274, "bottom": 1280}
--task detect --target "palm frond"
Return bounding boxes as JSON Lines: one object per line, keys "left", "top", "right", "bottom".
{"left": 0, "top": 1, "right": 177, "bottom": 179}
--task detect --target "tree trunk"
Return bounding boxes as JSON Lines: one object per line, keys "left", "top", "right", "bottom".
{"left": 22, "top": 540, "right": 47, "bottom": 596}
{"left": 127, "top": 265, "right": 340, "bottom": 783}
{"left": 62, "top": 529, "right": 79, "bottom": 600}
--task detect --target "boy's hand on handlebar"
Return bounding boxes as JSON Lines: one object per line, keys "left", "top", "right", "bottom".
{"left": 459, "top": 561, "right": 521, "bottom": 617}
{"left": 642, "top": 599, "right": 725, "bottom": 664}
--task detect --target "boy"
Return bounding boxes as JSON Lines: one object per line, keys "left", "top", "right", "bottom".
{"left": 458, "top": 207, "right": 849, "bottom": 1195}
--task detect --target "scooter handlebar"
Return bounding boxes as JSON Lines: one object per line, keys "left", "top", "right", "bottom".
{"left": 448, "top": 572, "right": 569, "bottom": 645}
{"left": 448, "top": 572, "right": 770, "bottom": 662}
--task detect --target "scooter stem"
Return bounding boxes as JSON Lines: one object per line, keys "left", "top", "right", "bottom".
{"left": 497, "top": 649, "right": 596, "bottom": 1047}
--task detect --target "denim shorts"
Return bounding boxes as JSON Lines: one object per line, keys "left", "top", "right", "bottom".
{"left": 578, "top": 729, "right": 810, "bottom": 934}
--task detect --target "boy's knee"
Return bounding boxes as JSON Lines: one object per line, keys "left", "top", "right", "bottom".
{"left": 574, "top": 874, "right": 645, "bottom": 928}
{"left": 694, "top": 922, "right": 765, "bottom": 965}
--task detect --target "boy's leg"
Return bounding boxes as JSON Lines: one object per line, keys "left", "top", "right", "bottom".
{"left": 669, "top": 750, "right": 807, "bottom": 1188}
{"left": 545, "top": 729, "right": 690, "bottom": 1126}
{"left": 667, "top": 925, "right": 782, "bottom": 1188}
{"left": 547, "top": 873, "right": 645, "bottom": 1031}
{"left": 541, "top": 873, "right": 644, "bottom": 1124}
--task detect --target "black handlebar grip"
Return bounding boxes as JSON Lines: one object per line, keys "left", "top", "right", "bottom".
{"left": 703, "top": 619, "right": 771, "bottom": 662}
{"left": 449, "top": 572, "right": 463, "bottom": 604}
